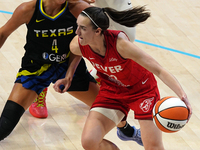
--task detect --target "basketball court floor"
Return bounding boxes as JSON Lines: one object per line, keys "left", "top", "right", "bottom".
{"left": 0, "top": 0, "right": 200, "bottom": 149}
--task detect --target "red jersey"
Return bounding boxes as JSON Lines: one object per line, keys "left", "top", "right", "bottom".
{"left": 79, "top": 30, "right": 150, "bottom": 87}
{"left": 79, "top": 30, "right": 160, "bottom": 120}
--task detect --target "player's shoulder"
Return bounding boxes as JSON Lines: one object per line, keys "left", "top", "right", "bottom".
{"left": 116, "top": 31, "right": 133, "bottom": 57}
{"left": 70, "top": 36, "right": 79, "bottom": 49}
{"left": 70, "top": 36, "right": 82, "bottom": 55}
{"left": 16, "top": 0, "right": 36, "bottom": 13}
{"left": 11, "top": 0, "right": 36, "bottom": 24}
{"left": 6, "top": 0, "right": 36, "bottom": 25}
{"left": 117, "top": 32, "right": 129, "bottom": 41}
{"left": 116, "top": 31, "right": 130, "bottom": 47}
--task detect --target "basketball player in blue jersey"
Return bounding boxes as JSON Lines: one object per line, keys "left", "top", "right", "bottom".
{"left": 0, "top": 0, "right": 142, "bottom": 145}
{"left": 0, "top": 0, "right": 96, "bottom": 141}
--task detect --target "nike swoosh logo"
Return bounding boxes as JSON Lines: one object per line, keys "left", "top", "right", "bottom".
{"left": 142, "top": 78, "right": 149, "bottom": 84}
{"left": 89, "top": 57, "right": 95, "bottom": 60}
{"left": 36, "top": 19, "right": 45, "bottom": 23}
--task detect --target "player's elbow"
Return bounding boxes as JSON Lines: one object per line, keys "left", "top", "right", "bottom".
{"left": 0, "top": 30, "right": 8, "bottom": 48}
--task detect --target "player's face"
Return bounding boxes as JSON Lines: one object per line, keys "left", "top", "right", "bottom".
{"left": 76, "top": 15, "right": 96, "bottom": 46}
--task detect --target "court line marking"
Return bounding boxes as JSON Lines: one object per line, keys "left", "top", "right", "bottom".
{"left": 0, "top": 10, "right": 200, "bottom": 59}
{"left": 0, "top": 10, "right": 13, "bottom": 15}
{"left": 135, "top": 39, "right": 200, "bottom": 59}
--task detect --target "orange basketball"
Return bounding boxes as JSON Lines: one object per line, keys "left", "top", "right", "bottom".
{"left": 152, "top": 96, "right": 189, "bottom": 133}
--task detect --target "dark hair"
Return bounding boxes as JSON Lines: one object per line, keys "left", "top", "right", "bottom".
{"left": 80, "top": 6, "right": 150, "bottom": 32}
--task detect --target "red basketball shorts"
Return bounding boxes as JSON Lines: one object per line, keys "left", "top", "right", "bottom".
{"left": 91, "top": 72, "right": 160, "bottom": 120}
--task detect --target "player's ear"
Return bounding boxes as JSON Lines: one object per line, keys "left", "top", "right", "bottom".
{"left": 95, "top": 28, "right": 102, "bottom": 35}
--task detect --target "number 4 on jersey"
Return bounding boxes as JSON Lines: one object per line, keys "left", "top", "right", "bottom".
{"left": 52, "top": 39, "right": 58, "bottom": 53}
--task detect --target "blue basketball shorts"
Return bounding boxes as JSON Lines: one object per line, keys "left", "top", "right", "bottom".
{"left": 15, "top": 58, "right": 96, "bottom": 95}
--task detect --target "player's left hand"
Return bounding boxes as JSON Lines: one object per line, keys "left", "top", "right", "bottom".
{"left": 53, "top": 78, "right": 72, "bottom": 93}
{"left": 181, "top": 96, "right": 192, "bottom": 122}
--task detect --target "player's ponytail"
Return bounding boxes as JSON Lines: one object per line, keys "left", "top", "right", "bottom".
{"left": 103, "top": 6, "right": 150, "bottom": 27}
{"left": 80, "top": 6, "right": 150, "bottom": 32}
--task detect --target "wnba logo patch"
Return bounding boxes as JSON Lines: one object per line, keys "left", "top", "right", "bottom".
{"left": 43, "top": 52, "right": 49, "bottom": 60}
{"left": 139, "top": 97, "right": 154, "bottom": 112}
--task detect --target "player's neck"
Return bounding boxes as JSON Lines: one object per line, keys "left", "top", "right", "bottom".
{"left": 42, "top": 0, "right": 65, "bottom": 16}
{"left": 90, "top": 37, "right": 106, "bottom": 57}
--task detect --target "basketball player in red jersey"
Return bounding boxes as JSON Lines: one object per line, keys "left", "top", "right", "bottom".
{"left": 85, "top": 0, "right": 140, "bottom": 141}
{"left": 53, "top": 6, "right": 192, "bottom": 150}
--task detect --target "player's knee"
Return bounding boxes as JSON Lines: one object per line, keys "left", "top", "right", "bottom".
{"left": 144, "top": 145, "right": 165, "bottom": 150}
{"left": 143, "top": 139, "right": 165, "bottom": 150}
{"left": 81, "top": 136, "right": 99, "bottom": 150}
{"left": 0, "top": 100, "right": 25, "bottom": 141}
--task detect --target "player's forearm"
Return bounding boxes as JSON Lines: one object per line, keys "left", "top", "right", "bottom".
{"left": 65, "top": 52, "right": 82, "bottom": 79}
{"left": 158, "top": 68, "right": 186, "bottom": 99}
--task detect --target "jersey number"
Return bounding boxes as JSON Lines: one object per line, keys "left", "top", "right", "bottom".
{"left": 52, "top": 39, "right": 58, "bottom": 53}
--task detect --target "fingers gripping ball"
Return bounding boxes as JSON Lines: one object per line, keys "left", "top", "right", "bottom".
{"left": 152, "top": 96, "right": 189, "bottom": 133}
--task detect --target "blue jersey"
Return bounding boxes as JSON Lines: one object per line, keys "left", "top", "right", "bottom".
{"left": 15, "top": 0, "right": 96, "bottom": 94}
{"left": 24, "top": 0, "right": 77, "bottom": 65}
